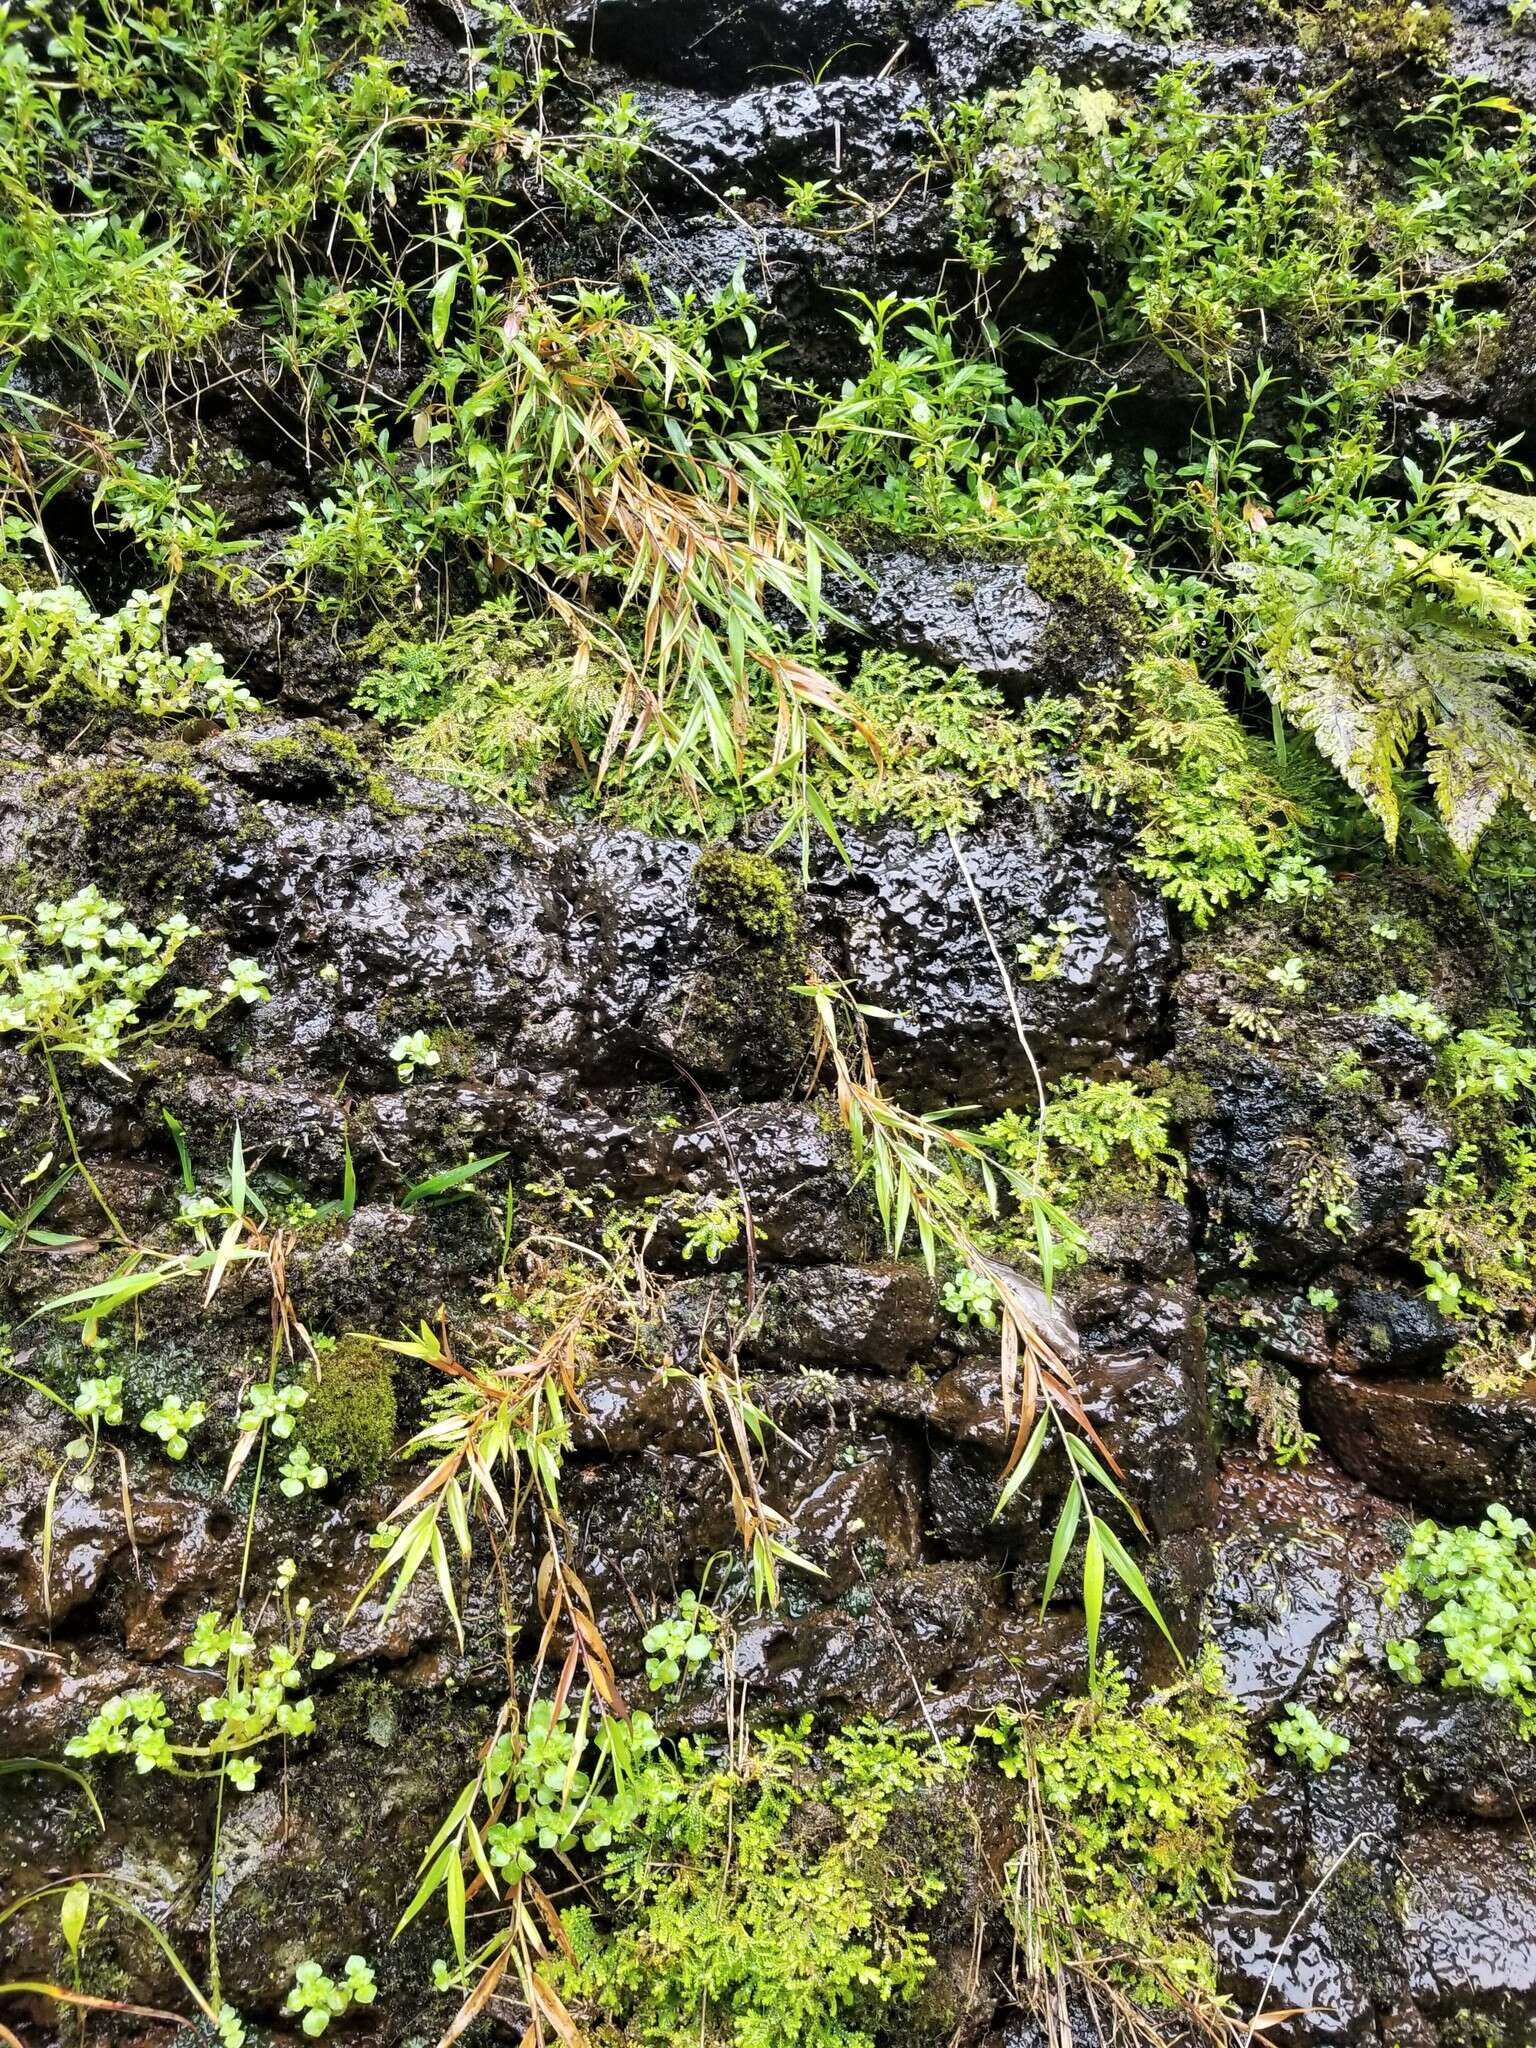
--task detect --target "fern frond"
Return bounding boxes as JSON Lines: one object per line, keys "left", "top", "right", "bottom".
{"left": 1237, "top": 520, "right": 1536, "bottom": 854}
{"left": 1448, "top": 482, "right": 1536, "bottom": 557}
{"left": 1394, "top": 538, "right": 1534, "bottom": 642}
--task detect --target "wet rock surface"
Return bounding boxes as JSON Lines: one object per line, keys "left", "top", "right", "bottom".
{"left": 1201, "top": 1458, "right": 1536, "bottom": 2048}
{"left": 6, "top": 3, "right": 1536, "bottom": 2045}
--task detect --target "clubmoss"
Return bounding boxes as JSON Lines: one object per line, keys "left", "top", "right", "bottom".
{"left": 980, "top": 1649, "right": 1254, "bottom": 2009}
{"left": 300, "top": 1334, "right": 398, "bottom": 1482}
{"left": 562, "top": 1716, "right": 963, "bottom": 2048}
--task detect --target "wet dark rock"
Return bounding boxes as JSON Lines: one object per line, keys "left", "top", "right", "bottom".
{"left": 563, "top": 0, "right": 933, "bottom": 88}
{"left": 664, "top": 1102, "right": 869, "bottom": 1260}
{"left": 831, "top": 542, "right": 1133, "bottom": 699}
{"left": 605, "top": 199, "right": 954, "bottom": 384}
{"left": 1206, "top": 1453, "right": 1404, "bottom": 1712}
{"left": 1202, "top": 1454, "right": 1536, "bottom": 2047}
{"left": 1208, "top": 1285, "right": 1334, "bottom": 1374}
{"left": 925, "top": 1288, "right": 1214, "bottom": 1556}
{"left": 799, "top": 792, "right": 1175, "bottom": 1104}
{"left": 570, "top": 1364, "right": 721, "bottom": 1457}
{"left": 926, "top": 0, "right": 1305, "bottom": 96}
{"left": 8, "top": 1, "right": 1536, "bottom": 2038}
{"left": 726, "top": 1562, "right": 1084, "bottom": 1727}
{"left": 1382, "top": 1693, "right": 1536, "bottom": 1822}
{"left": 635, "top": 76, "right": 927, "bottom": 197}
{"left": 832, "top": 545, "right": 1058, "bottom": 692}
{"left": 1308, "top": 1375, "right": 1536, "bottom": 1521}
{"left": 751, "top": 1260, "right": 946, "bottom": 1371}
{"left": 1402, "top": 1825, "right": 1536, "bottom": 2038}
{"left": 1335, "top": 1284, "right": 1461, "bottom": 1377}
{"left": 1184, "top": 1044, "right": 1451, "bottom": 1276}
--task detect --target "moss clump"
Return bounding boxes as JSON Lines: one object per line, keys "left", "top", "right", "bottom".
{"left": 244, "top": 724, "right": 378, "bottom": 805}
{"left": 693, "top": 846, "right": 798, "bottom": 946}
{"left": 675, "top": 848, "right": 809, "bottom": 1081}
{"left": 301, "top": 1334, "right": 398, "bottom": 1482}
{"left": 1299, "top": 0, "right": 1451, "bottom": 68}
{"left": 1026, "top": 541, "right": 1148, "bottom": 686}
{"left": 980, "top": 1649, "right": 1254, "bottom": 2009}
{"left": 35, "top": 761, "right": 210, "bottom": 902}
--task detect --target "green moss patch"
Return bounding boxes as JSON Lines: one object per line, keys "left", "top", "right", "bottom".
{"left": 301, "top": 1334, "right": 398, "bottom": 1482}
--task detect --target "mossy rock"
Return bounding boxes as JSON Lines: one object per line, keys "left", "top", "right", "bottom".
{"left": 302, "top": 1334, "right": 398, "bottom": 1482}
{"left": 1025, "top": 540, "right": 1148, "bottom": 684}
{"left": 34, "top": 759, "right": 210, "bottom": 902}
{"left": 1298, "top": 0, "right": 1451, "bottom": 70}
{"left": 240, "top": 723, "right": 380, "bottom": 806}
{"left": 672, "top": 847, "right": 810, "bottom": 1082}
{"left": 693, "top": 846, "right": 799, "bottom": 946}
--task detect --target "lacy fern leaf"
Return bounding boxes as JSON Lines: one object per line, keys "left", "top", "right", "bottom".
{"left": 1236, "top": 510, "right": 1536, "bottom": 853}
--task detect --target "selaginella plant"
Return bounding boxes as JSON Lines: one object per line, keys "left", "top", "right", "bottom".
{"left": 979, "top": 1650, "right": 1253, "bottom": 2008}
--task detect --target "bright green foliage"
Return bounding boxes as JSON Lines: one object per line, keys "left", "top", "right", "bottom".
{"left": 0, "top": 886, "right": 268, "bottom": 1075}
{"left": 1440, "top": 1018, "right": 1536, "bottom": 1101}
{"left": 1008, "top": 0, "right": 1191, "bottom": 35}
{"left": 930, "top": 70, "right": 1527, "bottom": 382}
{"left": 141, "top": 1395, "right": 206, "bottom": 1460}
{"left": 979, "top": 1652, "right": 1253, "bottom": 2004}
{"left": 545, "top": 93, "right": 652, "bottom": 221}
{"left": 1041, "top": 1076, "right": 1184, "bottom": 1199}
{"left": 643, "top": 1592, "right": 719, "bottom": 1691}
{"left": 676, "top": 1193, "right": 751, "bottom": 1264}
{"left": 391, "top": 1030, "right": 438, "bottom": 1083}
{"left": 378, "top": 617, "right": 1073, "bottom": 840}
{"left": 822, "top": 654, "right": 1075, "bottom": 838}
{"left": 925, "top": 73, "right": 1119, "bottom": 276}
{"left": 941, "top": 1263, "right": 1000, "bottom": 1327}
{"left": 66, "top": 1591, "right": 321, "bottom": 1789}
{"left": 783, "top": 175, "right": 835, "bottom": 224}
{"left": 1079, "top": 74, "right": 1526, "bottom": 380}
{"left": 789, "top": 294, "right": 1130, "bottom": 550}
{"left": 279, "top": 1443, "right": 328, "bottom": 1497}
{"left": 0, "top": 586, "right": 257, "bottom": 725}
{"left": 478, "top": 1700, "right": 673, "bottom": 1879}
{"left": 984, "top": 1075, "right": 1184, "bottom": 1206}
{"left": 64, "top": 1689, "right": 177, "bottom": 1775}
{"left": 565, "top": 1717, "right": 960, "bottom": 2048}
{"left": 1373, "top": 989, "right": 1451, "bottom": 1041}
{"left": 1382, "top": 1505, "right": 1536, "bottom": 1730}
{"left": 72, "top": 1373, "right": 123, "bottom": 1427}
{"left": 1407, "top": 1128, "right": 1536, "bottom": 1387}
{"left": 1298, "top": 0, "right": 1450, "bottom": 65}
{"left": 1269, "top": 1701, "right": 1350, "bottom": 1770}
{"left": 284, "top": 1956, "right": 378, "bottom": 2038}
{"left": 1074, "top": 657, "right": 1304, "bottom": 923}
{"left": 1264, "top": 851, "right": 1332, "bottom": 904}
{"left": 282, "top": 261, "right": 852, "bottom": 841}
{"left": 237, "top": 1377, "right": 309, "bottom": 1439}
{"left": 1233, "top": 478, "right": 1536, "bottom": 857}
{"left": 1, "top": 0, "right": 406, "bottom": 267}
{"left": 362, "top": 600, "right": 624, "bottom": 809}
{"left": 401, "top": 1690, "right": 678, "bottom": 1979}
